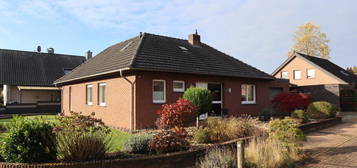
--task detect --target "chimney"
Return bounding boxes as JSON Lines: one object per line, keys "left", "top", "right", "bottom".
{"left": 47, "top": 48, "right": 54, "bottom": 54}
{"left": 37, "top": 46, "right": 41, "bottom": 53}
{"left": 85, "top": 50, "right": 93, "bottom": 60}
{"left": 188, "top": 29, "right": 201, "bottom": 46}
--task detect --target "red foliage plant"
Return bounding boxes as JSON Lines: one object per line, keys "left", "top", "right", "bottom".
{"left": 272, "top": 92, "right": 311, "bottom": 113}
{"left": 156, "top": 98, "right": 197, "bottom": 129}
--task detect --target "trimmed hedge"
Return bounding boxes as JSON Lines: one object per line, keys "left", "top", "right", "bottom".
{"left": 307, "top": 101, "right": 337, "bottom": 119}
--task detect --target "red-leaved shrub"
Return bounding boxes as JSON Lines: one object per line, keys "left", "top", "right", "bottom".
{"left": 272, "top": 92, "right": 311, "bottom": 113}
{"left": 156, "top": 98, "right": 197, "bottom": 129}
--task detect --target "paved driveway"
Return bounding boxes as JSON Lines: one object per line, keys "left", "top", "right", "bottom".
{"left": 303, "top": 112, "right": 357, "bottom": 168}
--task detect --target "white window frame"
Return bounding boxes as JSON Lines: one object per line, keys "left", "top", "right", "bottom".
{"left": 241, "top": 84, "right": 256, "bottom": 104}
{"left": 153, "top": 80, "right": 166, "bottom": 104}
{"left": 98, "top": 83, "right": 106, "bottom": 106}
{"left": 281, "top": 71, "right": 289, "bottom": 79}
{"left": 294, "top": 70, "right": 301, "bottom": 80}
{"left": 307, "top": 69, "right": 315, "bottom": 79}
{"left": 173, "top": 80, "right": 185, "bottom": 92}
{"left": 86, "top": 84, "right": 93, "bottom": 105}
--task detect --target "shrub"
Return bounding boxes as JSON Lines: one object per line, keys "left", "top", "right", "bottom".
{"left": 291, "top": 109, "right": 308, "bottom": 123}
{"left": 245, "top": 138, "right": 300, "bottom": 168}
{"left": 193, "top": 127, "right": 211, "bottom": 143}
{"left": 183, "top": 88, "right": 212, "bottom": 116}
{"left": 204, "top": 116, "right": 258, "bottom": 143}
{"left": 156, "top": 98, "right": 197, "bottom": 129}
{"left": 57, "top": 131, "right": 110, "bottom": 161}
{"left": 148, "top": 128, "right": 189, "bottom": 154}
{"left": 122, "top": 134, "right": 152, "bottom": 154}
{"left": 306, "top": 101, "right": 337, "bottom": 119}
{"left": 269, "top": 118, "right": 306, "bottom": 148}
{"left": 1, "top": 115, "right": 57, "bottom": 163}
{"left": 259, "top": 107, "right": 283, "bottom": 121}
{"left": 54, "top": 112, "right": 112, "bottom": 161}
{"left": 198, "top": 147, "right": 236, "bottom": 168}
{"left": 272, "top": 92, "right": 311, "bottom": 113}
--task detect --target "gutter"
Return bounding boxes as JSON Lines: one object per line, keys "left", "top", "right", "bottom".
{"left": 120, "top": 69, "right": 136, "bottom": 131}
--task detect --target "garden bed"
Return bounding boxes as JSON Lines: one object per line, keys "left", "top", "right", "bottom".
{"left": 298, "top": 116, "right": 342, "bottom": 133}
{"left": 0, "top": 137, "right": 253, "bottom": 168}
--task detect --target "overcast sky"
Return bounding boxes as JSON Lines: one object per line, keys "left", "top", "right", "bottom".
{"left": 0, "top": 0, "right": 356, "bottom": 73}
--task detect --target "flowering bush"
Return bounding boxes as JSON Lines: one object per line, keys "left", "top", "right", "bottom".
{"left": 272, "top": 92, "right": 311, "bottom": 113}
{"left": 148, "top": 128, "right": 189, "bottom": 154}
{"left": 156, "top": 98, "right": 197, "bottom": 129}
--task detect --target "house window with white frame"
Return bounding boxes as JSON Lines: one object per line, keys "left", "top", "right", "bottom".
{"left": 98, "top": 83, "right": 106, "bottom": 106}
{"left": 173, "top": 80, "right": 185, "bottom": 92}
{"left": 86, "top": 84, "right": 93, "bottom": 105}
{"left": 153, "top": 80, "right": 166, "bottom": 103}
{"left": 281, "top": 71, "right": 289, "bottom": 79}
{"left": 241, "top": 84, "right": 256, "bottom": 104}
{"left": 294, "top": 70, "right": 301, "bottom": 79}
{"left": 307, "top": 69, "right": 315, "bottom": 79}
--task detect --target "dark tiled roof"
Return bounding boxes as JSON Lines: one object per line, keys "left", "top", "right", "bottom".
{"left": 298, "top": 53, "right": 357, "bottom": 84}
{"left": 0, "top": 49, "right": 85, "bottom": 86}
{"left": 56, "top": 33, "right": 273, "bottom": 84}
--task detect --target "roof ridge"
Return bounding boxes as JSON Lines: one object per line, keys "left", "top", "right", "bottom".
{"left": 0, "top": 48, "right": 83, "bottom": 58}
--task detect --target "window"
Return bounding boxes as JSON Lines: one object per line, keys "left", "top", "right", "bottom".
{"left": 281, "top": 71, "right": 289, "bottom": 79}
{"left": 86, "top": 85, "right": 93, "bottom": 105}
{"left": 307, "top": 69, "right": 315, "bottom": 79}
{"left": 173, "top": 81, "right": 185, "bottom": 92}
{"left": 153, "top": 80, "right": 166, "bottom": 103}
{"left": 294, "top": 70, "right": 301, "bottom": 79}
{"left": 241, "top": 84, "right": 256, "bottom": 104}
{"left": 98, "top": 83, "right": 106, "bottom": 106}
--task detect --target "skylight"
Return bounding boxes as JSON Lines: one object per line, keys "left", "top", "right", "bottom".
{"left": 121, "top": 42, "right": 133, "bottom": 51}
{"left": 340, "top": 70, "right": 350, "bottom": 76}
{"left": 178, "top": 46, "right": 188, "bottom": 51}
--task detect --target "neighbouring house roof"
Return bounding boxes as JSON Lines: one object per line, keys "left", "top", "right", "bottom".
{"left": 55, "top": 33, "right": 273, "bottom": 84}
{"left": 17, "top": 86, "right": 60, "bottom": 91}
{"left": 272, "top": 52, "right": 357, "bottom": 84}
{"left": 0, "top": 49, "right": 86, "bottom": 86}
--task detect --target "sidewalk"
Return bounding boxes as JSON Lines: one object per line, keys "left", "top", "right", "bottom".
{"left": 303, "top": 112, "right": 357, "bottom": 168}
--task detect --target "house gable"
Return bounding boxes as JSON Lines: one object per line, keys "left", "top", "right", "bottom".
{"left": 273, "top": 55, "right": 347, "bottom": 86}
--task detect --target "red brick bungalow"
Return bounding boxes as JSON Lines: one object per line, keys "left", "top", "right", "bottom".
{"left": 54, "top": 32, "right": 289, "bottom": 130}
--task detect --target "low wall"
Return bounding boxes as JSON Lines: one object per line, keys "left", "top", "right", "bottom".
{"left": 299, "top": 117, "right": 342, "bottom": 133}
{"left": 0, "top": 137, "right": 253, "bottom": 168}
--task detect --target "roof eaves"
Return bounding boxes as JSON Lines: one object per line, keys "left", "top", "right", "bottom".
{"left": 54, "top": 67, "right": 131, "bottom": 85}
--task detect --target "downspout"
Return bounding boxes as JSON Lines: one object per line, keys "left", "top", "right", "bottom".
{"left": 120, "top": 70, "right": 136, "bottom": 131}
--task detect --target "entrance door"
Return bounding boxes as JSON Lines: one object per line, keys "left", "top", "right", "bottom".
{"left": 195, "top": 82, "right": 223, "bottom": 116}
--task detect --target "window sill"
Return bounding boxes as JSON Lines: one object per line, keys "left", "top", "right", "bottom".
{"left": 241, "top": 101, "right": 256, "bottom": 105}
{"left": 153, "top": 101, "right": 166, "bottom": 104}
{"left": 99, "top": 103, "right": 106, "bottom": 107}
{"left": 86, "top": 103, "right": 93, "bottom": 106}
{"left": 173, "top": 90, "right": 185, "bottom": 93}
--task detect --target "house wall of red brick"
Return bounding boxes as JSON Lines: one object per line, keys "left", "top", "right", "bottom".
{"left": 61, "top": 76, "right": 136, "bottom": 129}
{"left": 60, "top": 71, "right": 288, "bottom": 130}
{"left": 135, "top": 71, "right": 289, "bottom": 129}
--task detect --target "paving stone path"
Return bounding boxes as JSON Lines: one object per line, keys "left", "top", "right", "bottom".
{"left": 303, "top": 112, "right": 357, "bottom": 168}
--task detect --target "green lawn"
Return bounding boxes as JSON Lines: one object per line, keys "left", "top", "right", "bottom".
{"left": 0, "top": 115, "right": 132, "bottom": 152}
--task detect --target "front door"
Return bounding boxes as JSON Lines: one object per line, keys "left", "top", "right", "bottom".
{"left": 196, "top": 82, "right": 223, "bottom": 116}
